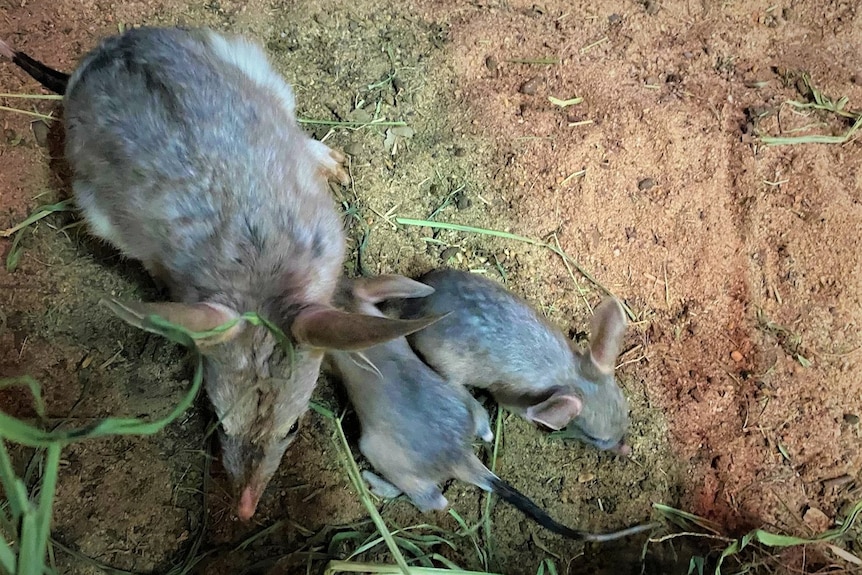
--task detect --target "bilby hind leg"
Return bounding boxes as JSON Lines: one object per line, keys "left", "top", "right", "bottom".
{"left": 405, "top": 485, "right": 448, "bottom": 513}
{"left": 362, "top": 470, "right": 447, "bottom": 512}
{"left": 361, "top": 470, "right": 403, "bottom": 500}
{"left": 468, "top": 394, "right": 494, "bottom": 443}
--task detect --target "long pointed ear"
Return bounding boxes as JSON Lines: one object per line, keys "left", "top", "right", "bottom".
{"left": 101, "top": 299, "right": 242, "bottom": 347}
{"left": 353, "top": 274, "right": 435, "bottom": 304}
{"left": 587, "top": 297, "right": 628, "bottom": 374}
{"left": 290, "top": 305, "right": 447, "bottom": 351}
{"left": 525, "top": 393, "right": 583, "bottom": 430}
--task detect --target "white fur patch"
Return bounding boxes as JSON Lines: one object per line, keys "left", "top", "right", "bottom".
{"left": 74, "top": 185, "right": 123, "bottom": 248}
{"left": 0, "top": 39, "right": 15, "bottom": 61}
{"left": 205, "top": 30, "right": 296, "bottom": 116}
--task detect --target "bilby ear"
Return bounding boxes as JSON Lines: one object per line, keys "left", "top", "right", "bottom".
{"left": 352, "top": 274, "right": 435, "bottom": 304}
{"left": 290, "top": 304, "right": 447, "bottom": 351}
{"left": 525, "top": 393, "right": 583, "bottom": 430}
{"left": 587, "top": 297, "right": 628, "bottom": 374}
{"left": 101, "top": 299, "right": 242, "bottom": 348}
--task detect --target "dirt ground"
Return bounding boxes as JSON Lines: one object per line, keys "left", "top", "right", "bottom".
{"left": 1, "top": 0, "right": 861, "bottom": 573}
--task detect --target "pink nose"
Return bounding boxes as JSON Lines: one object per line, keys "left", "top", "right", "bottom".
{"left": 237, "top": 486, "right": 261, "bottom": 521}
{"left": 614, "top": 443, "right": 632, "bottom": 457}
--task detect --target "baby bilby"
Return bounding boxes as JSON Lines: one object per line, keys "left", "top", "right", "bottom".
{"left": 389, "top": 269, "right": 632, "bottom": 455}
{"left": 327, "top": 274, "right": 658, "bottom": 542}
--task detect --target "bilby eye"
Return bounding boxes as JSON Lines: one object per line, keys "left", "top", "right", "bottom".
{"left": 287, "top": 421, "right": 299, "bottom": 435}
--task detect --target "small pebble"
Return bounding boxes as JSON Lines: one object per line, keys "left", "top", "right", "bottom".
{"left": 456, "top": 194, "right": 472, "bottom": 210}
{"left": 344, "top": 142, "right": 362, "bottom": 157}
{"left": 638, "top": 178, "right": 655, "bottom": 191}
{"left": 644, "top": 0, "right": 660, "bottom": 15}
{"left": 4, "top": 128, "right": 20, "bottom": 145}
{"left": 822, "top": 474, "right": 853, "bottom": 491}
{"left": 578, "top": 472, "right": 596, "bottom": 483}
{"left": 730, "top": 350, "right": 743, "bottom": 362}
{"left": 440, "top": 246, "right": 459, "bottom": 262}
{"left": 348, "top": 108, "right": 372, "bottom": 123}
{"left": 608, "top": 13, "right": 621, "bottom": 24}
{"left": 613, "top": 248, "right": 621, "bottom": 257}
{"left": 453, "top": 146, "right": 466, "bottom": 157}
{"left": 844, "top": 413, "right": 860, "bottom": 425}
{"left": 485, "top": 55, "right": 498, "bottom": 71}
{"left": 31, "top": 120, "right": 50, "bottom": 147}
{"left": 802, "top": 507, "right": 830, "bottom": 532}
{"left": 519, "top": 78, "right": 539, "bottom": 95}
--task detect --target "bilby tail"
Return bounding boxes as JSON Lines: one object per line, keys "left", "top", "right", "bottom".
{"left": 463, "top": 456, "right": 659, "bottom": 542}
{"left": 0, "top": 38, "right": 69, "bottom": 94}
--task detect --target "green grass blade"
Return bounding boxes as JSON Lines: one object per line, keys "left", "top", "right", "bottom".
{"left": 0, "top": 105, "right": 56, "bottom": 122}
{"left": 0, "top": 315, "right": 214, "bottom": 575}
{"left": 297, "top": 118, "right": 407, "bottom": 128}
{"left": 395, "top": 218, "right": 544, "bottom": 247}
{"left": 0, "top": 200, "right": 74, "bottom": 238}
{"left": 653, "top": 503, "right": 722, "bottom": 534}
{"left": 0, "top": 535, "right": 16, "bottom": 575}
{"left": 761, "top": 108, "right": 862, "bottom": 146}
{"left": 0, "top": 355, "right": 203, "bottom": 447}
{"left": 714, "top": 499, "right": 862, "bottom": 574}
{"left": 394, "top": 218, "right": 636, "bottom": 321}
{"left": 330, "top": 415, "right": 413, "bottom": 575}
{"left": 33, "top": 445, "right": 60, "bottom": 570}
{"left": 0, "top": 93, "right": 63, "bottom": 100}
{"left": 18, "top": 514, "right": 40, "bottom": 575}
{"left": 548, "top": 96, "right": 583, "bottom": 107}
{"left": 391, "top": 536, "right": 432, "bottom": 566}
{"left": 0, "top": 440, "right": 29, "bottom": 517}
{"left": 309, "top": 400, "right": 336, "bottom": 419}
{"left": 6, "top": 228, "right": 25, "bottom": 272}
{"left": 324, "top": 560, "right": 500, "bottom": 574}
{"left": 428, "top": 554, "right": 464, "bottom": 570}
{"left": 330, "top": 531, "right": 366, "bottom": 556}
{"left": 482, "top": 407, "right": 504, "bottom": 567}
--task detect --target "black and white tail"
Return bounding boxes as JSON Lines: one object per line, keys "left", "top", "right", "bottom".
{"left": 460, "top": 456, "right": 658, "bottom": 542}
{"left": 0, "top": 38, "right": 69, "bottom": 94}
{"left": 486, "top": 474, "right": 658, "bottom": 542}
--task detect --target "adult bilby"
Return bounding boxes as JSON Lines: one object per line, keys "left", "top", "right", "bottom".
{"left": 0, "top": 27, "right": 439, "bottom": 520}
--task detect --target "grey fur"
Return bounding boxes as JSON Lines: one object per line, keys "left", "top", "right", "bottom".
{"left": 43, "top": 26, "right": 424, "bottom": 519}
{"left": 389, "top": 269, "right": 631, "bottom": 453}
{"left": 328, "top": 275, "right": 499, "bottom": 513}
{"left": 328, "top": 275, "right": 656, "bottom": 542}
